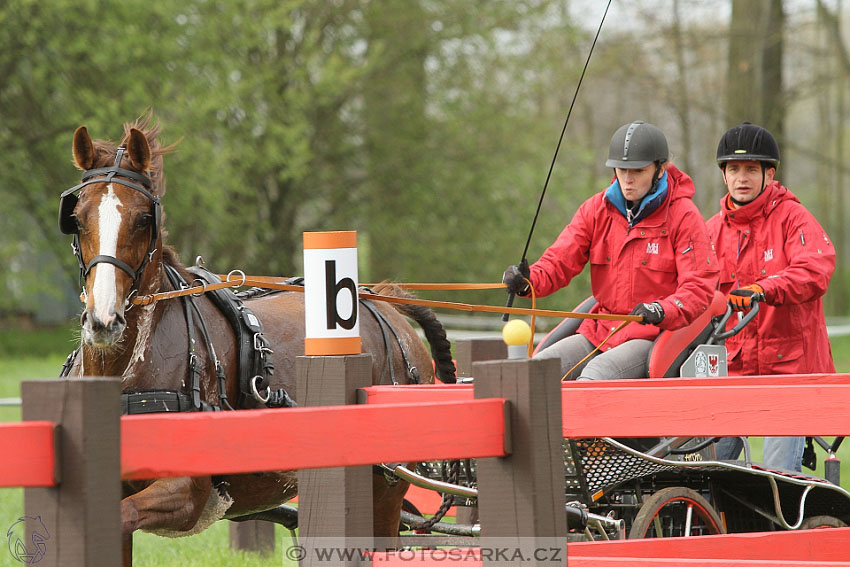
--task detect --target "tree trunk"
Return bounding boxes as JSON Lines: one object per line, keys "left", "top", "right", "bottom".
{"left": 726, "top": 0, "right": 784, "bottom": 145}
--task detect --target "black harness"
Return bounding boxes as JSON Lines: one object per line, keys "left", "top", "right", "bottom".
{"left": 185, "top": 265, "right": 294, "bottom": 409}
{"left": 59, "top": 146, "right": 161, "bottom": 292}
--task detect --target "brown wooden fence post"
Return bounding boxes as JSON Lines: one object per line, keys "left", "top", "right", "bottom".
{"left": 21, "top": 377, "right": 122, "bottom": 567}
{"left": 474, "top": 357, "right": 567, "bottom": 566}
{"left": 454, "top": 338, "right": 508, "bottom": 526}
{"left": 455, "top": 338, "right": 507, "bottom": 378}
{"left": 229, "top": 519, "right": 275, "bottom": 557}
{"left": 297, "top": 353, "right": 374, "bottom": 566}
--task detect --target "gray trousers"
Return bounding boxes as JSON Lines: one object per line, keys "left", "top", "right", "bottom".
{"left": 533, "top": 334, "right": 653, "bottom": 381}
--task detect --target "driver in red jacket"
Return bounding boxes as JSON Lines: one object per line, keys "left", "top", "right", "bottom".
{"left": 707, "top": 122, "right": 835, "bottom": 472}
{"left": 503, "top": 121, "right": 718, "bottom": 380}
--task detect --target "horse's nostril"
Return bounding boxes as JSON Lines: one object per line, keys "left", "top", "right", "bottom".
{"left": 80, "top": 311, "right": 89, "bottom": 326}
{"left": 113, "top": 312, "right": 127, "bottom": 330}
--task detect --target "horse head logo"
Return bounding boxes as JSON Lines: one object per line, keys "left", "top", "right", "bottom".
{"left": 6, "top": 516, "right": 49, "bottom": 564}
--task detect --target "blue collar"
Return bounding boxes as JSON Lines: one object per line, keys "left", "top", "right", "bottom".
{"left": 605, "top": 171, "right": 669, "bottom": 227}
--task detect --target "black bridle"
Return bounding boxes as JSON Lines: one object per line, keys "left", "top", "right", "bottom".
{"left": 59, "top": 146, "right": 161, "bottom": 293}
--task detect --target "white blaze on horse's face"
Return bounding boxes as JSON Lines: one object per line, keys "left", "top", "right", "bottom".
{"left": 81, "top": 184, "right": 129, "bottom": 348}
{"left": 92, "top": 185, "right": 122, "bottom": 321}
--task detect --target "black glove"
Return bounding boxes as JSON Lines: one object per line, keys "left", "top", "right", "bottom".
{"left": 630, "top": 302, "right": 665, "bottom": 325}
{"left": 502, "top": 260, "right": 531, "bottom": 296}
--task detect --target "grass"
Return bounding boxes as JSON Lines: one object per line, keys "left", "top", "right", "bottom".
{"left": 0, "top": 327, "right": 849, "bottom": 565}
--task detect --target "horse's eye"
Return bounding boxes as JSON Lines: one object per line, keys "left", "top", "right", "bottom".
{"left": 135, "top": 215, "right": 153, "bottom": 230}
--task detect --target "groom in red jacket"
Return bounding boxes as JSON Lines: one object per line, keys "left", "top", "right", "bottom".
{"left": 708, "top": 122, "right": 836, "bottom": 472}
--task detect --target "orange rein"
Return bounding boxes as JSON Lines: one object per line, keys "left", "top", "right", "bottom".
{"left": 129, "top": 274, "right": 640, "bottom": 322}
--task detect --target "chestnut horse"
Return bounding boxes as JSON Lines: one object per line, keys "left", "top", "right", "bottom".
{"left": 58, "top": 114, "right": 455, "bottom": 559}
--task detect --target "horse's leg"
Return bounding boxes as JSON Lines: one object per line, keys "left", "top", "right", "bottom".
{"left": 121, "top": 477, "right": 213, "bottom": 534}
{"left": 372, "top": 476, "right": 410, "bottom": 546}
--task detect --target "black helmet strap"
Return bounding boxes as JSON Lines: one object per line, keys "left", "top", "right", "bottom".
{"left": 722, "top": 161, "right": 773, "bottom": 206}
{"left": 613, "top": 161, "right": 664, "bottom": 211}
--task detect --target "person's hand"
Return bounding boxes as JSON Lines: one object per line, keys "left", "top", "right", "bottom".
{"left": 502, "top": 260, "right": 531, "bottom": 296}
{"left": 728, "top": 284, "right": 764, "bottom": 312}
{"left": 630, "top": 302, "right": 665, "bottom": 325}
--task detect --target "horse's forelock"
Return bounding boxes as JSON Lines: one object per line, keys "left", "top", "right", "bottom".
{"left": 85, "top": 112, "right": 178, "bottom": 196}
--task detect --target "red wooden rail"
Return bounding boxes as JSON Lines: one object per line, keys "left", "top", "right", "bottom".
{"left": 361, "top": 376, "right": 850, "bottom": 437}
{"left": 6, "top": 376, "right": 850, "bottom": 483}
{"left": 0, "top": 421, "right": 56, "bottom": 487}
{"left": 121, "top": 398, "right": 508, "bottom": 479}
{"left": 372, "top": 527, "right": 850, "bottom": 565}
{"left": 0, "top": 399, "right": 507, "bottom": 484}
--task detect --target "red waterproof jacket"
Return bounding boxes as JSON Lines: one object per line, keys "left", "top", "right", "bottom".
{"left": 529, "top": 165, "right": 719, "bottom": 350}
{"left": 707, "top": 181, "right": 835, "bottom": 375}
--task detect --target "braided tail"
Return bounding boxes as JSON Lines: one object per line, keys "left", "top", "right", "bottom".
{"left": 371, "top": 283, "right": 457, "bottom": 384}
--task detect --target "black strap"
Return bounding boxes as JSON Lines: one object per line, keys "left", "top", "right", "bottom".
{"left": 85, "top": 255, "right": 136, "bottom": 280}
{"left": 360, "top": 297, "right": 420, "bottom": 385}
{"left": 121, "top": 389, "right": 219, "bottom": 414}
{"left": 187, "top": 266, "right": 277, "bottom": 409}
{"left": 164, "top": 265, "right": 205, "bottom": 411}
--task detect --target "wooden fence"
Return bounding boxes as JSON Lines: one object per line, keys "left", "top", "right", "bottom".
{"left": 1, "top": 338, "right": 849, "bottom": 566}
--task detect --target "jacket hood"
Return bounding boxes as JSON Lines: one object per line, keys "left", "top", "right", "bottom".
{"left": 718, "top": 180, "right": 800, "bottom": 224}
{"left": 665, "top": 164, "right": 695, "bottom": 199}
{"left": 603, "top": 163, "right": 694, "bottom": 226}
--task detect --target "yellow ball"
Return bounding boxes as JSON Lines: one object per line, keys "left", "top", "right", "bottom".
{"left": 502, "top": 319, "right": 532, "bottom": 346}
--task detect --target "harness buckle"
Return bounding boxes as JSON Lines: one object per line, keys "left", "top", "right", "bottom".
{"left": 253, "top": 333, "right": 274, "bottom": 354}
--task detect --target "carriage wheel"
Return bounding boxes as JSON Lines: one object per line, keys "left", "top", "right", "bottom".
{"left": 628, "top": 486, "right": 726, "bottom": 539}
{"left": 799, "top": 515, "right": 848, "bottom": 529}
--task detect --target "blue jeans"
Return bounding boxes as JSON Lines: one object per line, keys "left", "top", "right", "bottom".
{"left": 714, "top": 436, "right": 805, "bottom": 472}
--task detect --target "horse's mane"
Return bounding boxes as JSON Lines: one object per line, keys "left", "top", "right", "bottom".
{"left": 159, "top": 246, "right": 199, "bottom": 291}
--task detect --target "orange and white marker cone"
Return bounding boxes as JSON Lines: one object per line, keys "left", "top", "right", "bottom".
{"left": 303, "top": 231, "right": 361, "bottom": 356}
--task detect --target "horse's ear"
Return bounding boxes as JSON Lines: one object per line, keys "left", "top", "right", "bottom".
{"left": 72, "top": 126, "right": 94, "bottom": 171}
{"left": 126, "top": 128, "right": 151, "bottom": 173}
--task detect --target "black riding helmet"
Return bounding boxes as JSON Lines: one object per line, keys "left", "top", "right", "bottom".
{"left": 605, "top": 121, "right": 669, "bottom": 169}
{"left": 716, "top": 122, "right": 779, "bottom": 206}
{"left": 716, "top": 122, "right": 780, "bottom": 168}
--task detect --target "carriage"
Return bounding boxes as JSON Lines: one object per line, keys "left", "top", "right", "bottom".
{"left": 395, "top": 298, "right": 850, "bottom": 544}
{"left": 400, "top": 433, "right": 849, "bottom": 544}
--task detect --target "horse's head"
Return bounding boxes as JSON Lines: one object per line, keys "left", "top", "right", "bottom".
{"left": 59, "top": 117, "right": 168, "bottom": 349}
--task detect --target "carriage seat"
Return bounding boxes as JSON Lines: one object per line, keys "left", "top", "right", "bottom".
{"left": 646, "top": 290, "right": 727, "bottom": 378}
{"left": 532, "top": 291, "right": 727, "bottom": 379}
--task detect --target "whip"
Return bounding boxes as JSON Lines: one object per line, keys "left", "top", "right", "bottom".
{"left": 504, "top": 0, "right": 613, "bottom": 321}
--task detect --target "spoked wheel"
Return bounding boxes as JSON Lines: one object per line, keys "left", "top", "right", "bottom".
{"left": 800, "top": 515, "right": 848, "bottom": 530}
{"left": 628, "top": 486, "right": 726, "bottom": 539}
